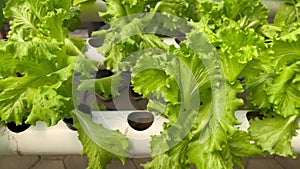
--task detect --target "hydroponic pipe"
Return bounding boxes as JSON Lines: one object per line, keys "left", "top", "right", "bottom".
{"left": 0, "top": 111, "right": 299, "bottom": 156}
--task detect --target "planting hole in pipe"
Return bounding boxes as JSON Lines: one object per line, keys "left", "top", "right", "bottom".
{"left": 246, "top": 110, "right": 278, "bottom": 121}
{"left": 246, "top": 110, "right": 265, "bottom": 121}
{"left": 87, "top": 38, "right": 104, "bottom": 48}
{"left": 77, "top": 103, "right": 92, "bottom": 115}
{"left": 96, "top": 69, "right": 114, "bottom": 79}
{"left": 127, "top": 112, "right": 154, "bottom": 131}
{"left": 129, "top": 85, "right": 143, "bottom": 101}
{"left": 6, "top": 121, "right": 31, "bottom": 133}
{"left": 174, "top": 37, "right": 185, "bottom": 45}
{"left": 95, "top": 69, "right": 114, "bottom": 102}
{"left": 63, "top": 118, "right": 77, "bottom": 131}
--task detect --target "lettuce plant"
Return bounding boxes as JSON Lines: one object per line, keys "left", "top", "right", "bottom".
{"left": 0, "top": 0, "right": 299, "bottom": 169}
{"left": 87, "top": 0, "right": 300, "bottom": 168}
{"left": 0, "top": 0, "right": 88, "bottom": 126}
{"left": 0, "top": 0, "right": 129, "bottom": 166}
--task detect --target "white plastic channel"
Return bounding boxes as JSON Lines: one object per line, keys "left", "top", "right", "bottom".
{"left": 0, "top": 111, "right": 168, "bottom": 157}
{"left": 0, "top": 111, "right": 299, "bottom": 156}
{"left": 0, "top": 121, "right": 82, "bottom": 155}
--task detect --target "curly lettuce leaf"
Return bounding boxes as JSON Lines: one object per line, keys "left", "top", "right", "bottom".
{"left": 72, "top": 110, "right": 129, "bottom": 169}
{"left": 261, "top": 33, "right": 300, "bottom": 117}
{"left": 223, "top": 0, "right": 269, "bottom": 29}
{"left": 4, "top": 0, "right": 73, "bottom": 41}
{"left": 186, "top": 81, "right": 247, "bottom": 169}
{"left": 93, "top": 16, "right": 168, "bottom": 71}
{"left": 214, "top": 26, "right": 266, "bottom": 82}
{"left": 78, "top": 73, "right": 122, "bottom": 99}
{"left": 150, "top": 0, "right": 200, "bottom": 21}
{"left": 188, "top": 0, "right": 268, "bottom": 35}
{"left": 131, "top": 54, "right": 181, "bottom": 122}
{"left": 244, "top": 73, "right": 273, "bottom": 110}
{"left": 274, "top": 1, "right": 300, "bottom": 32}
{"left": 187, "top": 2, "right": 268, "bottom": 83}
{"left": 187, "top": 130, "right": 262, "bottom": 169}
{"left": 242, "top": 16, "right": 300, "bottom": 116}
{"left": 228, "top": 131, "right": 263, "bottom": 168}
{"left": 143, "top": 139, "right": 192, "bottom": 169}
{"left": 63, "top": 6, "right": 82, "bottom": 32}
{"left": 99, "top": 0, "right": 146, "bottom": 22}
{"left": 187, "top": 130, "right": 260, "bottom": 169}
{"left": 0, "top": 41, "right": 76, "bottom": 126}
{"left": 267, "top": 63, "right": 300, "bottom": 117}
{"left": 138, "top": 48, "right": 202, "bottom": 169}
{"left": 249, "top": 115, "right": 299, "bottom": 158}
{"left": 273, "top": 32, "right": 300, "bottom": 70}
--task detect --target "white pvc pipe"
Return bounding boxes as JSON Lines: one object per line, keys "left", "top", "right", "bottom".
{"left": 0, "top": 121, "right": 83, "bottom": 155}
{"left": 0, "top": 111, "right": 299, "bottom": 156}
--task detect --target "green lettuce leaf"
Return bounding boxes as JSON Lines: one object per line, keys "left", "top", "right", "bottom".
{"left": 186, "top": 82, "right": 246, "bottom": 169}
{"left": 72, "top": 110, "right": 129, "bottom": 169}
{"left": 249, "top": 115, "right": 299, "bottom": 158}
{"left": 223, "top": 0, "right": 269, "bottom": 29}
{"left": 244, "top": 73, "right": 273, "bottom": 110}
{"left": 78, "top": 73, "right": 122, "bottom": 99}
{"left": 143, "top": 139, "right": 192, "bottom": 169}
{"left": 99, "top": 0, "right": 146, "bottom": 22}
{"left": 273, "top": 33, "right": 300, "bottom": 71}
{"left": 187, "top": 130, "right": 262, "bottom": 169}
{"left": 215, "top": 25, "right": 266, "bottom": 82}
{"left": 242, "top": 4, "right": 300, "bottom": 160}
{"left": 262, "top": 32, "right": 300, "bottom": 117}
{"left": 93, "top": 16, "right": 168, "bottom": 71}
{"left": 0, "top": 41, "right": 76, "bottom": 126}
{"left": 187, "top": 1, "right": 268, "bottom": 84}
{"left": 267, "top": 63, "right": 300, "bottom": 117}
{"left": 63, "top": 6, "right": 82, "bottom": 32}
{"left": 151, "top": 0, "right": 200, "bottom": 21}
{"left": 274, "top": 1, "right": 300, "bottom": 32}
{"left": 228, "top": 131, "right": 262, "bottom": 168}
{"left": 4, "top": 0, "right": 72, "bottom": 41}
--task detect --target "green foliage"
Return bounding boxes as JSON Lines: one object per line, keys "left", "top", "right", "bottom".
{"left": 72, "top": 110, "right": 129, "bottom": 169}
{"left": 96, "top": 0, "right": 300, "bottom": 168}
{"left": 1, "top": 0, "right": 300, "bottom": 169}
{"left": 0, "top": 0, "right": 96, "bottom": 126}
